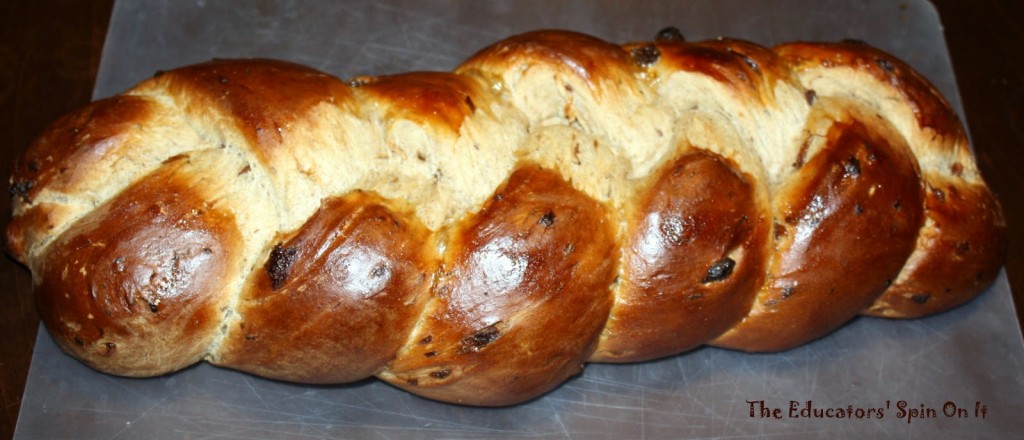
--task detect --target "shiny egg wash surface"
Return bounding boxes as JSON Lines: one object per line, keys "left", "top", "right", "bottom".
{"left": 154, "top": 58, "right": 357, "bottom": 157}
{"left": 594, "top": 150, "right": 767, "bottom": 362}
{"left": 6, "top": 95, "right": 159, "bottom": 261}
{"left": 214, "top": 192, "right": 433, "bottom": 383}
{"left": 378, "top": 166, "right": 618, "bottom": 406}
{"left": 6, "top": 28, "right": 1006, "bottom": 409}
{"left": 713, "top": 108, "right": 924, "bottom": 352}
{"left": 35, "top": 159, "right": 243, "bottom": 376}
{"left": 865, "top": 177, "right": 1005, "bottom": 318}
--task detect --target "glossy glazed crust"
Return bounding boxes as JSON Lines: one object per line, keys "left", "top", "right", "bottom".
{"left": 6, "top": 29, "right": 1004, "bottom": 406}
{"left": 33, "top": 155, "right": 245, "bottom": 376}
{"left": 215, "top": 192, "right": 434, "bottom": 383}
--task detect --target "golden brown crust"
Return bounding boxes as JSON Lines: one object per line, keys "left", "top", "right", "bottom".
{"left": 461, "top": 30, "right": 639, "bottom": 94}
{"left": 594, "top": 150, "right": 766, "bottom": 362}
{"left": 35, "top": 156, "right": 243, "bottom": 376}
{"left": 648, "top": 38, "right": 794, "bottom": 104}
{"left": 865, "top": 178, "right": 1006, "bottom": 318}
{"left": 147, "top": 58, "right": 356, "bottom": 157}
{"left": 214, "top": 192, "right": 433, "bottom": 383}
{"left": 379, "top": 166, "right": 617, "bottom": 406}
{"left": 7, "top": 96, "right": 157, "bottom": 262}
{"left": 712, "top": 105, "right": 924, "bottom": 351}
{"left": 775, "top": 41, "right": 965, "bottom": 141}
{"left": 7, "top": 29, "right": 1006, "bottom": 405}
{"left": 351, "top": 72, "right": 485, "bottom": 135}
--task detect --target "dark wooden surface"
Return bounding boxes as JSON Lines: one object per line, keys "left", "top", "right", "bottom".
{"left": 0, "top": 0, "right": 1020, "bottom": 438}
{"left": 0, "top": 2, "right": 113, "bottom": 438}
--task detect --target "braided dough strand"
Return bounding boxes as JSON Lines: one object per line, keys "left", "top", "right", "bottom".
{"left": 7, "top": 30, "right": 1005, "bottom": 406}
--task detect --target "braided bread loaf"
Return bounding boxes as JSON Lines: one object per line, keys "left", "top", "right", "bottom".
{"left": 7, "top": 29, "right": 1005, "bottom": 406}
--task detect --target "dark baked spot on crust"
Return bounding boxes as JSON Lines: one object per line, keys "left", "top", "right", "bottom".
{"left": 956, "top": 241, "right": 971, "bottom": 255}
{"left": 805, "top": 89, "right": 817, "bottom": 105}
{"left": 843, "top": 156, "right": 861, "bottom": 178}
{"left": 875, "top": 58, "right": 896, "bottom": 73}
{"left": 539, "top": 210, "right": 556, "bottom": 228}
{"left": 459, "top": 324, "right": 502, "bottom": 353}
{"left": 656, "top": 26, "right": 685, "bottom": 42}
{"left": 631, "top": 45, "right": 661, "bottom": 67}
{"left": 9, "top": 179, "right": 35, "bottom": 201}
{"left": 773, "top": 222, "right": 787, "bottom": 240}
{"left": 370, "top": 263, "right": 389, "bottom": 278}
{"left": 266, "top": 243, "right": 299, "bottom": 290}
{"left": 911, "top": 294, "right": 930, "bottom": 304}
{"left": 781, "top": 286, "right": 796, "bottom": 299}
{"left": 727, "top": 48, "right": 760, "bottom": 73}
{"left": 793, "top": 138, "right": 811, "bottom": 169}
{"left": 702, "top": 257, "right": 736, "bottom": 283}
{"left": 430, "top": 369, "right": 452, "bottom": 379}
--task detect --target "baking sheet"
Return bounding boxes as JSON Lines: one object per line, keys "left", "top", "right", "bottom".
{"left": 15, "top": 0, "right": 1024, "bottom": 438}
